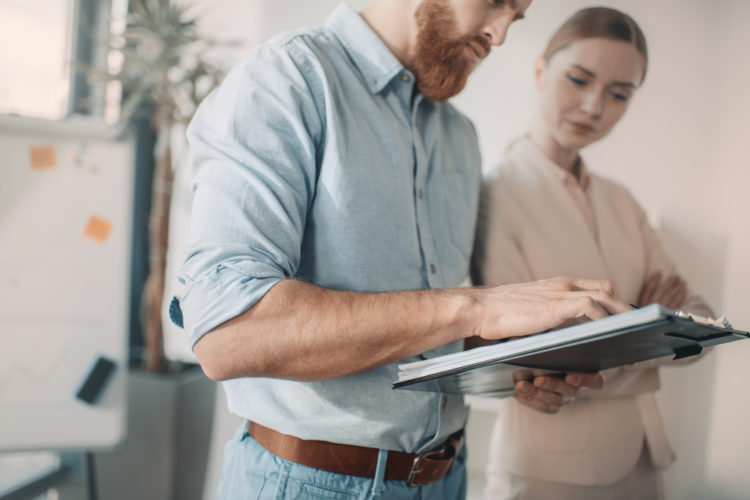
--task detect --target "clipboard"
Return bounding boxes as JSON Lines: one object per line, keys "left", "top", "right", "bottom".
{"left": 393, "top": 304, "right": 749, "bottom": 397}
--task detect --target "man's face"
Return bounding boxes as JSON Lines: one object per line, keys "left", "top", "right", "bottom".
{"left": 413, "top": 0, "right": 531, "bottom": 101}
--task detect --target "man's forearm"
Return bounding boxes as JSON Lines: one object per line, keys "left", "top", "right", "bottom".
{"left": 193, "top": 279, "right": 474, "bottom": 381}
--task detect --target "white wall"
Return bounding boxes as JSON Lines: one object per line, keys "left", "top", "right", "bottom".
{"left": 695, "top": 2, "right": 750, "bottom": 498}
{"left": 185, "top": 1, "right": 750, "bottom": 498}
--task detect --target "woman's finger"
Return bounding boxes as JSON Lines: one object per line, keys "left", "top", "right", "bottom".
{"left": 672, "top": 284, "right": 687, "bottom": 309}
{"left": 638, "top": 272, "right": 661, "bottom": 306}
{"left": 566, "top": 372, "right": 604, "bottom": 389}
{"left": 533, "top": 376, "right": 578, "bottom": 397}
{"left": 658, "top": 276, "right": 687, "bottom": 309}
{"left": 516, "top": 392, "right": 559, "bottom": 414}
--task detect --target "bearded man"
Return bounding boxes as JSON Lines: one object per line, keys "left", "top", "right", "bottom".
{"left": 172, "top": 0, "right": 625, "bottom": 498}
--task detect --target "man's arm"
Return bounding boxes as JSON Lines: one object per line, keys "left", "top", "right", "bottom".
{"left": 194, "top": 277, "right": 628, "bottom": 381}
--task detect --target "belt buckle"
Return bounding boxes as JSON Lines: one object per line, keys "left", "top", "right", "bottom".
{"left": 406, "top": 431, "right": 464, "bottom": 487}
{"left": 407, "top": 448, "right": 445, "bottom": 487}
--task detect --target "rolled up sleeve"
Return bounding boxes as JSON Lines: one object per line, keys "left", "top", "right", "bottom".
{"left": 175, "top": 41, "right": 323, "bottom": 348}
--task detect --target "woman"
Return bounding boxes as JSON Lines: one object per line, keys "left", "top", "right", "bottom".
{"left": 472, "top": 7, "right": 714, "bottom": 499}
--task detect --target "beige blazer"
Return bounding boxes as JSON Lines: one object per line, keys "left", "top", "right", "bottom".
{"left": 472, "top": 138, "right": 712, "bottom": 486}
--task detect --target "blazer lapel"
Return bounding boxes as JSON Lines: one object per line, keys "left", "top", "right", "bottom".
{"left": 586, "top": 176, "right": 646, "bottom": 304}
{"left": 507, "top": 140, "right": 611, "bottom": 282}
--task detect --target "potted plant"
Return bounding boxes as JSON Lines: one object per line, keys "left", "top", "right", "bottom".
{"left": 81, "top": 2, "right": 234, "bottom": 498}
{"left": 85, "top": 0, "right": 230, "bottom": 373}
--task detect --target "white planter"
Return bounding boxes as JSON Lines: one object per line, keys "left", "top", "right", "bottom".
{"left": 93, "top": 364, "right": 215, "bottom": 500}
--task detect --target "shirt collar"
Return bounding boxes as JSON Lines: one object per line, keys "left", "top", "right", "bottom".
{"left": 513, "top": 136, "right": 592, "bottom": 191}
{"left": 326, "top": 3, "right": 405, "bottom": 94}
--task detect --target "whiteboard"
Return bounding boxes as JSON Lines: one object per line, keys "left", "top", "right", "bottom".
{"left": 0, "top": 116, "right": 132, "bottom": 451}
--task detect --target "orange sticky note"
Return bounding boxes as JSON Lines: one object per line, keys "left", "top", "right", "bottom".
{"left": 29, "top": 145, "right": 57, "bottom": 169}
{"left": 84, "top": 216, "right": 113, "bottom": 243}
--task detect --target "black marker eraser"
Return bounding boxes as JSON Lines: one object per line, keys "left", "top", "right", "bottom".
{"left": 76, "top": 356, "right": 116, "bottom": 404}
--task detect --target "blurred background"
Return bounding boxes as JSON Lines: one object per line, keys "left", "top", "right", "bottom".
{"left": 0, "top": 0, "right": 748, "bottom": 499}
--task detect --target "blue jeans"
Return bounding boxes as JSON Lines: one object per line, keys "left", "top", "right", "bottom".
{"left": 215, "top": 423, "right": 467, "bottom": 500}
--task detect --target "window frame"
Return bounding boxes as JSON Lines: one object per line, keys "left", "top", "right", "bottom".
{"left": 0, "top": 0, "right": 118, "bottom": 122}
{"left": 68, "top": 0, "right": 114, "bottom": 118}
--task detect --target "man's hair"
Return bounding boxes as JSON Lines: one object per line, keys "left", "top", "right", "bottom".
{"left": 543, "top": 7, "right": 648, "bottom": 83}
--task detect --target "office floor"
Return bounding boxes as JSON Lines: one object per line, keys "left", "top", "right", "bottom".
{"left": 467, "top": 472, "right": 487, "bottom": 500}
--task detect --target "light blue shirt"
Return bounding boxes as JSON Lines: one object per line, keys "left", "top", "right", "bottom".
{"left": 175, "top": 3, "right": 480, "bottom": 453}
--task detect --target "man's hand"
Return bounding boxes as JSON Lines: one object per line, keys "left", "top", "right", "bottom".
{"left": 469, "top": 276, "right": 631, "bottom": 341}
{"left": 637, "top": 271, "right": 687, "bottom": 310}
{"left": 514, "top": 371, "right": 604, "bottom": 414}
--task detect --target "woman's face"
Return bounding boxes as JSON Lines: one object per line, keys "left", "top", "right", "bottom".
{"left": 536, "top": 37, "right": 645, "bottom": 151}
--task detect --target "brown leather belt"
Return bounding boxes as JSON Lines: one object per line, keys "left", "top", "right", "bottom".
{"left": 247, "top": 421, "right": 463, "bottom": 487}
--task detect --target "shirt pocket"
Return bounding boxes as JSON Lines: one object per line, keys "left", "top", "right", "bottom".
{"left": 433, "top": 170, "right": 476, "bottom": 260}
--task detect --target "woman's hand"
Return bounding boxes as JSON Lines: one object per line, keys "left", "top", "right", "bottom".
{"left": 513, "top": 370, "right": 604, "bottom": 414}
{"left": 637, "top": 271, "right": 687, "bottom": 309}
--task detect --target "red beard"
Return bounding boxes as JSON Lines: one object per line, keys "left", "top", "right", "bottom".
{"left": 413, "top": 0, "right": 491, "bottom": 101}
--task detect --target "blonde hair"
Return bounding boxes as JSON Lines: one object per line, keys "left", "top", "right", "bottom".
{"left": 543, "top": 7, "right": 648, "bottom": 82}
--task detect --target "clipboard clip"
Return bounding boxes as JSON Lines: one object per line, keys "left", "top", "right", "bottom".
{"left": 672, "top": 343, "right": 703, "bottom": 360}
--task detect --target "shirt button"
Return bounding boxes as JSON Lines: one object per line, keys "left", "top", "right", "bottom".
{"left": 430, "top": 264, "right": 436, "bottom": 274}
{"left": 441, "top": 396, "right": 448, "bottom": 408}
{"left": 417, "top": 189, "right": 423, "bottom": 200}
{"left": 401, "top": 73, "right": 411, "bottom": 82}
